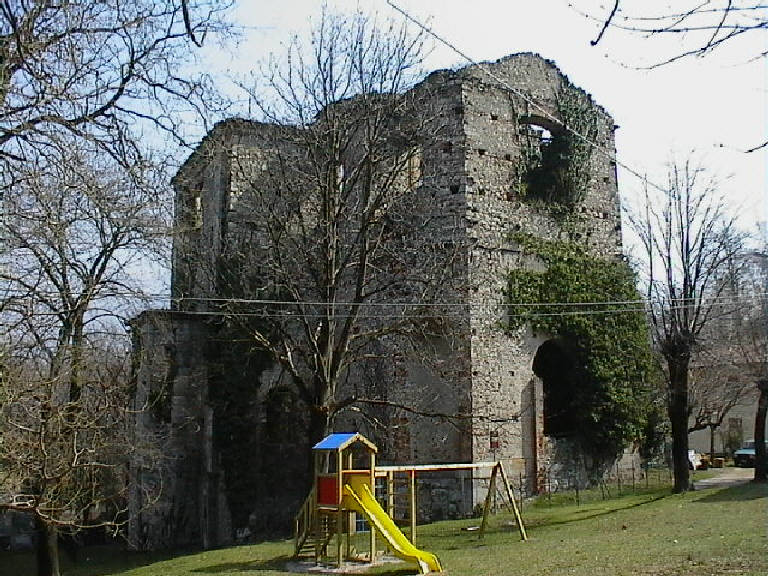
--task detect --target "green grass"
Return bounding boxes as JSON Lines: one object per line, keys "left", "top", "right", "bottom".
{"left": 2, "top": 480, "right": 766, "bottom": 576}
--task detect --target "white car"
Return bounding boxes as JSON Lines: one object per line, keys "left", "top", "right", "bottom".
{"left": 687, "top": 450, "right": 702, "bottom": 470}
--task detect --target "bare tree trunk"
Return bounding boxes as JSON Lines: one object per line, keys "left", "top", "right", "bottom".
{"left": 754, "top": 379, "right": 768, "bottom": 483}
{"left": 631, "top": 161, "right": 744, "bottom": 493}
{"left": 709, "top": 424, "right": 716, "bottom": 463}
{"left": 308, "top": 401, "right": 332, "bottom": 449}
{"left": 306, "top": 404, "right": 332, "bottom": 481}
{"left": 668, "top": 358, "right": 691, "bottom": 492}
{"left": 34, "top": 515, "right": 60, "bottom": 576}
{"left": 68, "top": 312, "right": 85, "bottom": 403}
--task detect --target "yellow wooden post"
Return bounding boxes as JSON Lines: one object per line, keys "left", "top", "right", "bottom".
{"left": 386, "top": 470, "right": 394, "bottom": 555}
{"left": 369, "top": 451, "right": 376, "bottom": 562}
{"left": 409, "top": 470, "right": 417, "bottom": 545}
{"left": 479, "top": 464, "right": 499, "bottom": 538}
{"left": 498, "top": 462, "right": 527, "bottom": 541}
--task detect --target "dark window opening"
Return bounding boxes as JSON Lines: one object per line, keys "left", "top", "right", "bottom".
{"left": 532, "top": 339, "right": 583, "bottom": 438}
{"left": 518, "top": 114, "right": 590, "bottom": 205}
{"left": 182, "top": 192, "right": 203, "bottom": 229}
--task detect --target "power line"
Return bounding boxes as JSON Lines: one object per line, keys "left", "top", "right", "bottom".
{"left": 5, "top": 292, "right": 768, "bottom": 319}
{"left": 3, "top": 287, "right": 767, "bottom": 311}
{"left": 6, "top": 299, "right": 759, "bottom": 322}
{"left": 4, "top": 285, "right": 768, "bottom": 307}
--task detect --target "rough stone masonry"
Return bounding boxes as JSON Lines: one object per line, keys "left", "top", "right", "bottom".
{"left": 129, "top": 53, "right": 624, "bottom": 550}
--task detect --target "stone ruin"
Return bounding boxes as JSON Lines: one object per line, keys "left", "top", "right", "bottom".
{"left": 129, "top": 53, "right": 626, "bottom": 550}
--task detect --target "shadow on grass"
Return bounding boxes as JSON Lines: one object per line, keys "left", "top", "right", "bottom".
{"left": 694, "top": 482, "right": 768, "bottom": 503}
{"left": 522, "top": 493, "right": 670, "bottom": 529}
{"left": 191, "top": 556, "right": 291, "bottom": 573}
{"left": 0, "top": 546, "right": 178, "bottom": 576}
{"left": 367, "top": 568, "right": 417, "bottom": 576}
{"left": 414, "top": 496, "right": 673, "bottom": 557}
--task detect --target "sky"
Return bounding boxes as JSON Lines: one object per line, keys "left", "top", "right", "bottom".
{"left": 203, "top": 0, "right": 768, "bottom": 239}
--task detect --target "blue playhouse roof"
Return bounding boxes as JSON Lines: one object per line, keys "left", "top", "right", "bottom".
{"left": 312, "top": 433, "right": 377, "bottom": 452}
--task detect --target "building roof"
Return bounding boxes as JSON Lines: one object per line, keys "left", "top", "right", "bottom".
{"left": 312, "top": 433, "right": 377, "bottom": 453}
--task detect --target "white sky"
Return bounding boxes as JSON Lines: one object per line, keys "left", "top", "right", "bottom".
{"left": 204, "top": 0, "right": 768, "bottom": 242}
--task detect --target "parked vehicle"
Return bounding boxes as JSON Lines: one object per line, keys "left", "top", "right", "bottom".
{"left": 734, "top": 440, "right": 768, "bottom": 467}
{"left": 687, "top": 449, "right": 704, "bottom": 470}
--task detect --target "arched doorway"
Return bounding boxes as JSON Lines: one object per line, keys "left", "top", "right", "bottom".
{"left": 532, "top": 338, "right": 583, "bottom": 438}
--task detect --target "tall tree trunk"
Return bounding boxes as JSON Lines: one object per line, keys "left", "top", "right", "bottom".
{"left": 753, "top": 379, "right": 768, "bottom": 483}
{"left": 68, "top": 313, "right": 85, "bottom": 403}
{"left": 308, "top": 373, "right": 333, "bottom": 448}
{"left": 308, "top": 405, "right": 331, "bottom": 449}
{"left": 35, "top": 515, "right": 60, "bottom": 576}
{"left": 668, "top": 357, "right": 691, "bottom": 492}
{"left": 306, "top": 403, "right": 332, "bottom": 480}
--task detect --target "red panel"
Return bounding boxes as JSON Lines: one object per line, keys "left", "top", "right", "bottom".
{"left": 317, "top": 476, "right": 338, "bottom": 506}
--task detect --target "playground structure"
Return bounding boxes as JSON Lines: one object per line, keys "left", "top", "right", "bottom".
{"left": 294, "top": 433, "right": 527, "bottom": 574}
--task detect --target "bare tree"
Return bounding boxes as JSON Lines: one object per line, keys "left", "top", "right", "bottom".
{"left": 688, "top": 263, "right": 758, "bottom": 457}
{"left": 0, "top": 139, "right": 166, "bottom": 576}
{"left": 583, "top": 1, "right": 768, "bottom": 152}
{"left": 588, "top": 1, "right": 767, "bottom": 63}
{"left": 0, "top": 4, "right": 238, "bottom": 568}
{"left": 209, "top": 10, "right": 466, "bottom": 447}
{"left": 0, "top": 0, "right": 233, "bottom": 187}
{"left": 746, "top": 250, "right": 768, "bottom": 482}
{"left": 629, "top": 159, "right": 746, "bottom": 492}
{"left": 0, "top": 340, "right": 160, "bottom": 576}
{"left": 726, "top": 248, "right": 768, "bottom": 482}
{"left": 688, "top": 355, "right": 754, "bottom": 460}
{"left": 755, "top": 378, "right": 768, "bottom": 481}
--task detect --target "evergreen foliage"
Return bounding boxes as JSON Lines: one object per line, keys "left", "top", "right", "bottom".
{"left": 507, "top": 234, "right": 661, "bottom": 462}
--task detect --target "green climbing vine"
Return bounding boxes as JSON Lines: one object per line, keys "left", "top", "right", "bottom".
{"left": 517, "top": 87, "right": 600, "bottom": 207}
{"left": 507, "top": 234, "right": 661, "bottom": 462}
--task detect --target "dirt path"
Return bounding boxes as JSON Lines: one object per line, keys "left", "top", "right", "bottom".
{"left": 693, "top": 466, "right": 754, "bottom": 490}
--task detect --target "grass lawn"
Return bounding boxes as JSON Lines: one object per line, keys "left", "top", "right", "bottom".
{"left": 1, "top": 475, "right": 765, "bottom": 576}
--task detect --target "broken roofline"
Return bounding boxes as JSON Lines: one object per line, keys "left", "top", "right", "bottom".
{"left": 172, "top": 52, "right": 615, "bottom": 189}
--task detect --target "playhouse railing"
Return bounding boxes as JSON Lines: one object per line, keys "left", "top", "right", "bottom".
{"left": 294, "top": 486, "right": 316, "bottom": 556}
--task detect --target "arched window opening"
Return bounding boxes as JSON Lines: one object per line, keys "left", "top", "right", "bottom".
{"left": 518, "top": 115, "right": 559, "bottom": 151}
{"left": 515, "top": 92, "right": 598, "bottom": 206}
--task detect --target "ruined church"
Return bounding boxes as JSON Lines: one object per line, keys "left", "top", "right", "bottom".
{"left": 129, "top": 53, "right": 624, "bottom": 550}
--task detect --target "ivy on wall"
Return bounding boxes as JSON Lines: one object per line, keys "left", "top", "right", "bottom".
{"left": 507, "top": 234, "right": 661, "bottom": 463}
{"left": 517, "top": 87, "right": 600, "bottom": 207}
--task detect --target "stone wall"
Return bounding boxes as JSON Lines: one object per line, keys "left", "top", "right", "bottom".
{"left": 129, "top": 310, "right": 230, "bottom": 549}
{"left": 454, "top": 55, "right": 622, "bottom": 493}
{"left": 129, "top": 308, "right": 310, "bottom": 549}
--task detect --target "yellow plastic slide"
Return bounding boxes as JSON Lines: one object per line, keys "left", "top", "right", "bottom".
{"left": 343, "top": 483, "right": 443, "bottom": 574}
